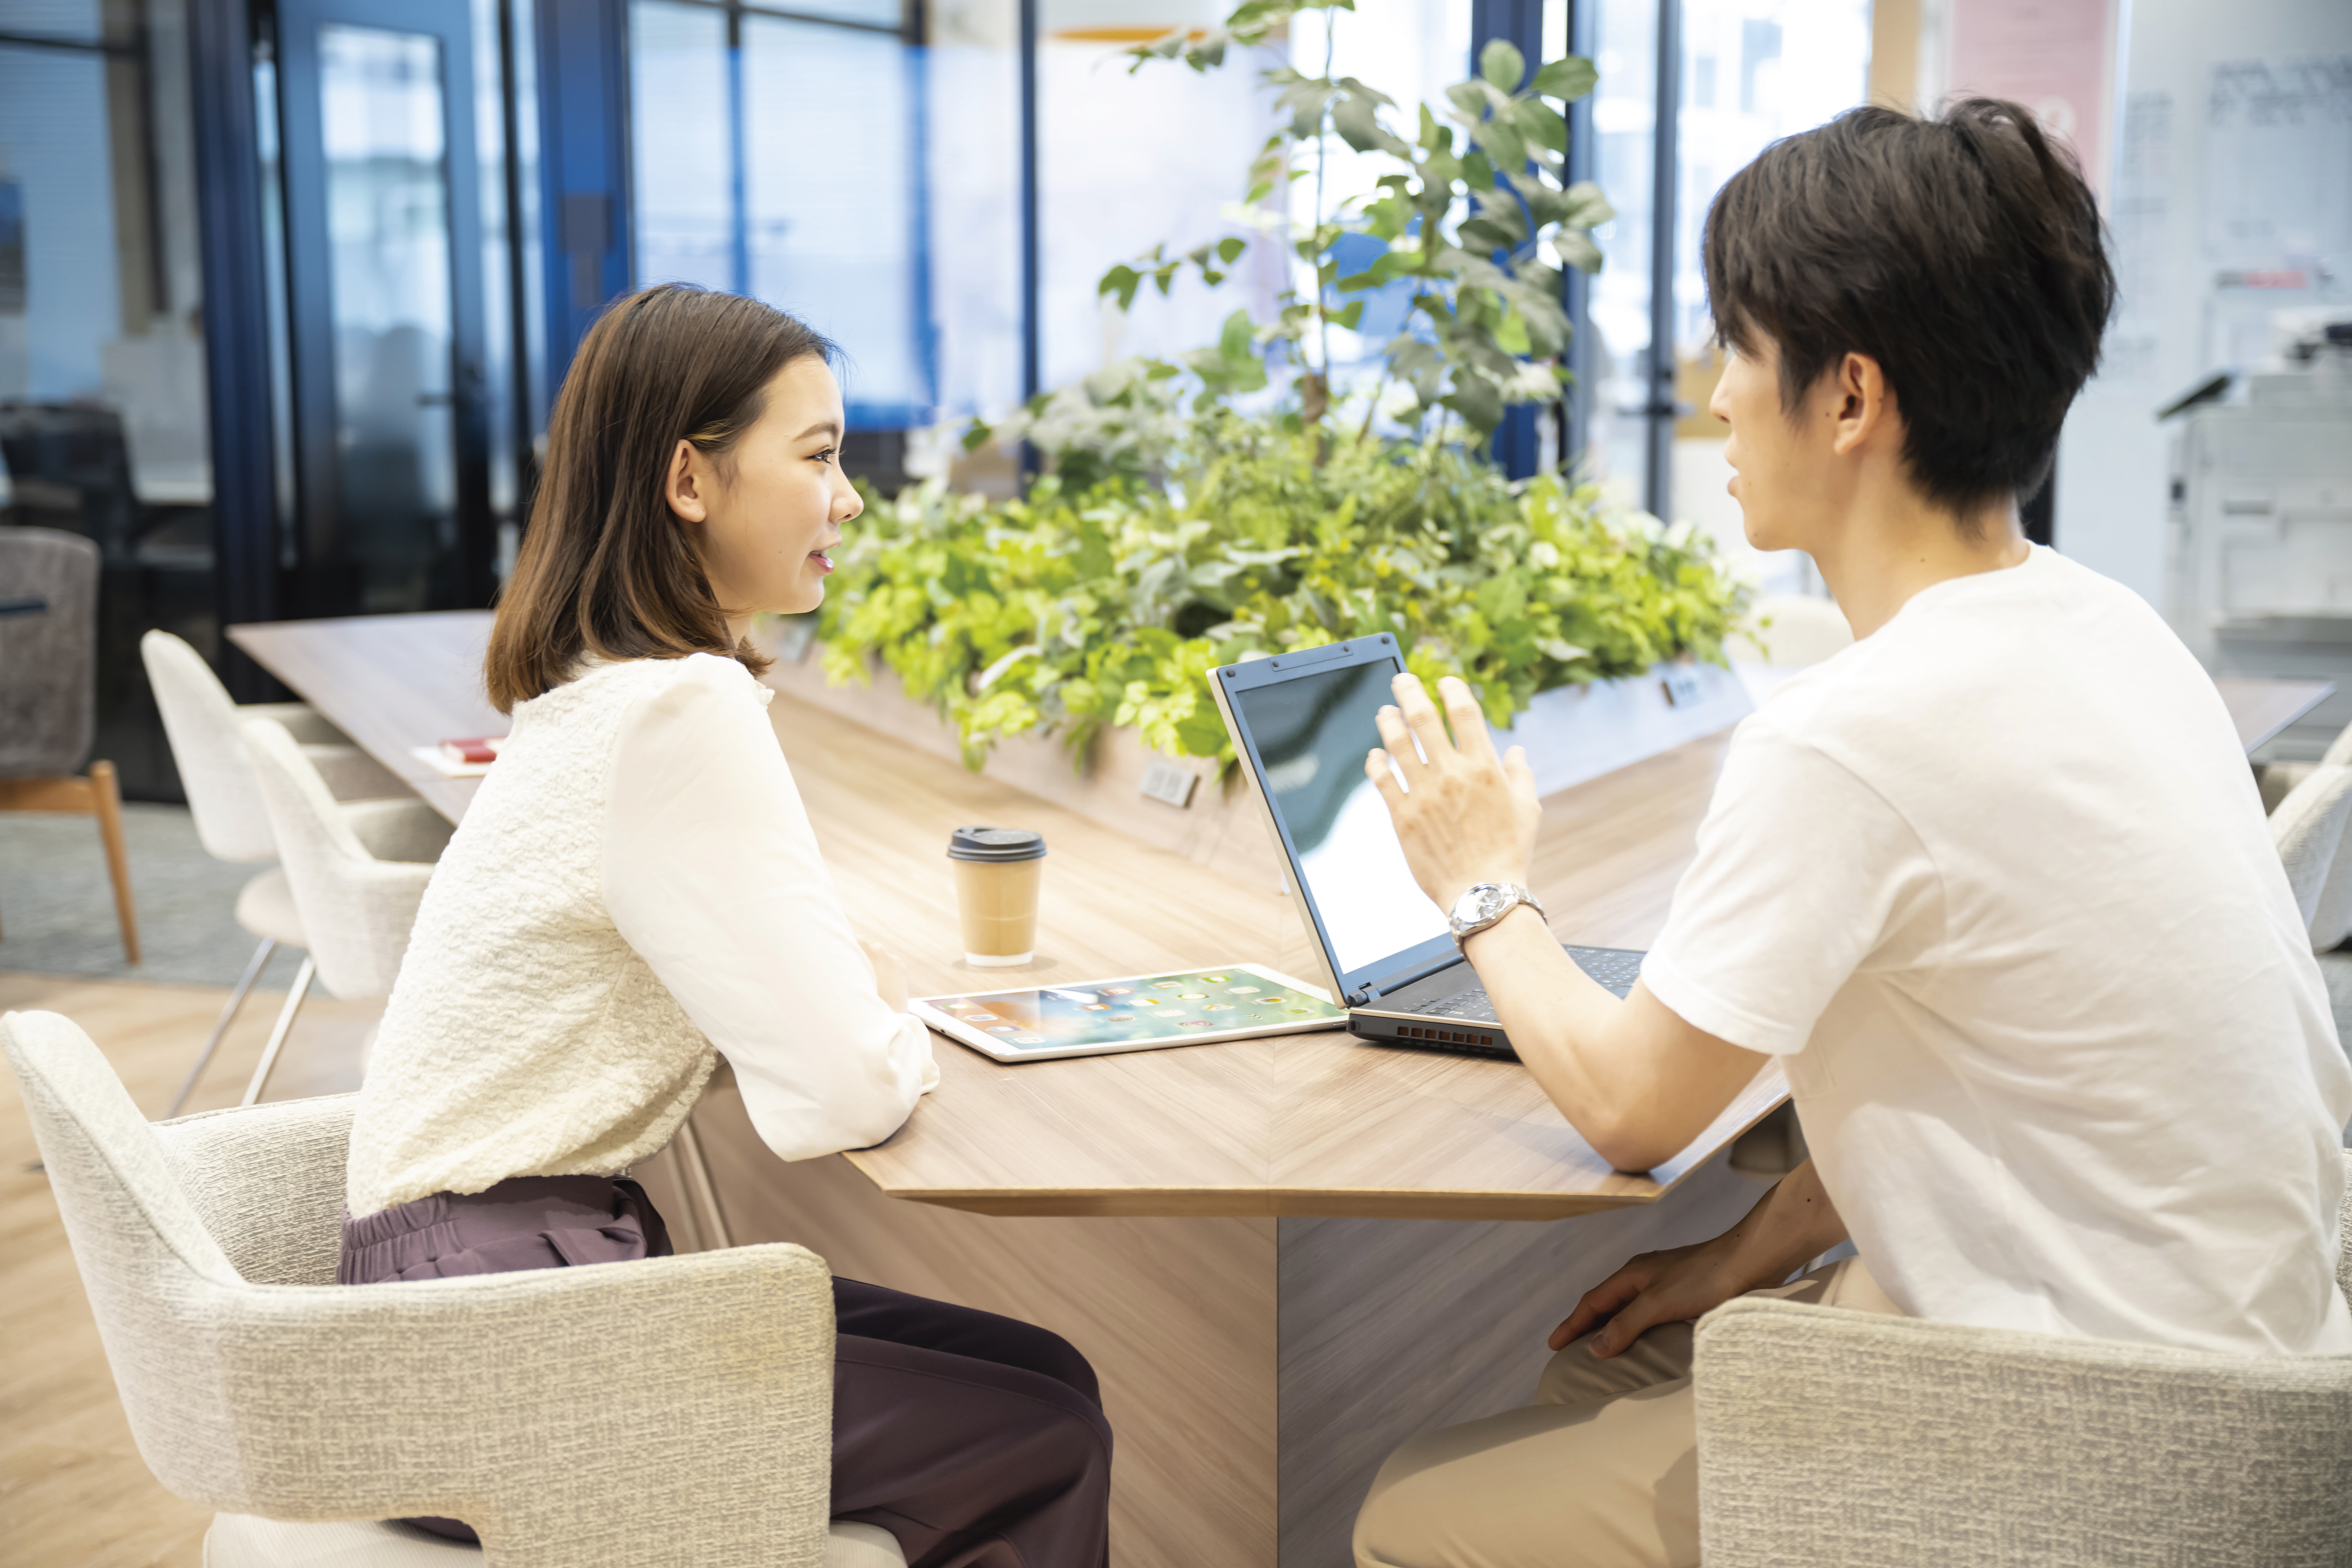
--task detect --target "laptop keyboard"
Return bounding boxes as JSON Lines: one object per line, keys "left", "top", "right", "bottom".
{"left": 1423, "top": 948, "right": 1645, "bottom": 1022}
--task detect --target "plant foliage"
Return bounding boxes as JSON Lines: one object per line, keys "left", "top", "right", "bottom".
{"left": 817, "top": 410, "right": 1746, "bottom": 768}
{"left": 807, "top": 7, "right": 1747, "bottom": 773}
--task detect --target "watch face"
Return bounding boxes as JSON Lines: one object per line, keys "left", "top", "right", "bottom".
{"left": 1454, "top": 884, "right": 1510, "bottom": 927}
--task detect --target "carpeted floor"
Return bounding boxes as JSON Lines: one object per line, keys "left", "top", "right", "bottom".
{"left": 0, "top": 804, "right": 283, "bottom": 988}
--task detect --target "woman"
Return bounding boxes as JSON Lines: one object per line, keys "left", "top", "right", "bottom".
{"left": 340, "top": 284, "right": 1112, "bottom": 1568}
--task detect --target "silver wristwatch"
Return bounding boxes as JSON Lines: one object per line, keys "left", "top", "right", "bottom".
{"left": 1448, "top": 882, "right": 1545, "bottom": 949}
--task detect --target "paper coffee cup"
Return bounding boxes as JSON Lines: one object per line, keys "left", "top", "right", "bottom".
{"left": 948, "top": 827, "right": 1047, "bottom": 966}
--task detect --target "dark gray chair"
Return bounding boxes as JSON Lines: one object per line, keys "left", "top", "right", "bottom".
{"left": 0, "top": 525, "right": 138, "bottom": 961}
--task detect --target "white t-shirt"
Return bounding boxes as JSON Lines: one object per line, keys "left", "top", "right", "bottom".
{"left": 1642, "top": 546, "right": 2352, "bottom": 1356}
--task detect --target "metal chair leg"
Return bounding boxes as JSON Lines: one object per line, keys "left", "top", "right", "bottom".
{"left": 166, "top": 936, "right": 276, "bottom": 1118}
{"left": 240, "top": 955, "right": 315, "bottom": 1107}
{"left": 672, "top": 1113, "right": 733, "bottom": 1251}
{"left": 657, "top": 1139, "right": 710, "bottom": 1255}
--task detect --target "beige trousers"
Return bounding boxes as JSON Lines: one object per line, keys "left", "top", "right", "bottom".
{"left": 1352, "top": 1256, "right": 1901, "bottom": 1568}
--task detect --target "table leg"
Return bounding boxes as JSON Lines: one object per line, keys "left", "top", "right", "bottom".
{"left": 693, "top": 1079, "right": 1281, "bottom": 1568}
{"left": 1274, "top": 1153, "right": 1768, "bottom": 1566}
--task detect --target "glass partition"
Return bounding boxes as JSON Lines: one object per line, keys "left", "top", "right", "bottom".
{"left": 318, "top": 22, "right": 460, "bottom": 612}
{"left": 0, "top": 0, "right": 215, "bottom": 796}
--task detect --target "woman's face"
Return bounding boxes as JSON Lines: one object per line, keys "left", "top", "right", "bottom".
{"left": 665, "top": 355, "right": 863, "bottom": 621}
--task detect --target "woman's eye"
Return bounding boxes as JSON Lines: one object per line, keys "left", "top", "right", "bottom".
{"left": 813, "top": 447, "right": 838, "bottom": 465}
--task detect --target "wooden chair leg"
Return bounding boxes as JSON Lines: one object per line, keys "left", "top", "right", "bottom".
{"left": 88, "top": 761, "right": 140, "bottom": 965}
{"left": 0, "top": 770, "right": 137, "bottom": 965}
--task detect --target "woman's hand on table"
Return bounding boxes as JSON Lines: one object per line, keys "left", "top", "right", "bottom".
{"left": 1364, "top": 673, "right": 1541, "bottom": 913}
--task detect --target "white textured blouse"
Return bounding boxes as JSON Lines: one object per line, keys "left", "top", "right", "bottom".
{"left": 344, "top": 652, "right": 938, "bottom": 1218}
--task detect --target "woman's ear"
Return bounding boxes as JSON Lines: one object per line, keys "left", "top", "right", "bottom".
{"left": 665, "top": 438, "right": 709, "bottom": 524}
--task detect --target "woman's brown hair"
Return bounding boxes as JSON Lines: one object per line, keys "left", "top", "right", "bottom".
{"left": 485, "top": 283, "right": 836, "bottom": 712}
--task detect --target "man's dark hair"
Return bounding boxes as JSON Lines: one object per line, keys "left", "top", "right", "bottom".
{"left": 1702, "top": 98, "right": 2116, "bottom": 522}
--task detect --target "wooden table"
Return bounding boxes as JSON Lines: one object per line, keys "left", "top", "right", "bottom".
{"left": 2216, "top": 676, "right": 2335, "bottom": 753}
{"left": 224, "top": 613, "right": 2319, "bottom": 1567}
{"left": 229, "top": 611, "right": 503, "bottom": 824}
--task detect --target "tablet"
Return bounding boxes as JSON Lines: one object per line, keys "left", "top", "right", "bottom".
{"left": 911, "top": 964, "right": 1348, "bottom": 1062}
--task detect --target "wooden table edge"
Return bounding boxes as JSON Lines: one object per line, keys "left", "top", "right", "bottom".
{"left": 845, "top": 1187, "right": 1686, "bottom": 1221}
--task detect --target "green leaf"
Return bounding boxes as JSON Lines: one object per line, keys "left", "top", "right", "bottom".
{"left": 1217, "top": 308, "right": 1256, "bottom": 362}
{"left": 1441, "top": 371, "right": 1504, "bottom": 432}
{"left": 1475, "top": 118, "right": 1527, "bottom": 173}
{"left": 1554, "top": 228, "right": 1603, "bottom": 273}
{"left": 1331, "top": 92, "right": 1409, "bottom": 155}
{"left": 1100, "top": 265, "right": 1142, "bottom": 309}
{"left": 1462, "top": 149, "right": 1496, "bottom": 189}
{"left": 1560, "top": 179, "right": 1615, "bottom": 228}
{"left": 1521, "top": 101, "right": 1568, "bottom": 154}
{"left": 1531, "top": 55, "right": 1599, "bottom": 102}
{"left": 1479, "top": 39, "right": 1525, "bottom": 92}
{"left": 1217, "top": 235, "right": 1247, "bottom": 264}
{"left": 1325, "top": 299, "right": 1365, "bottom": 331}
{"left": 1494, "top": 309, "right": 1531, "bottom": 355}
{"left": 1417, "top": 103, "right": 1450, "bottom": 153}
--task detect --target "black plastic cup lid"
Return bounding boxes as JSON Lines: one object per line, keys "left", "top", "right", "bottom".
{"left": 947, "top": 826, "right": 1048, "bottom": 863}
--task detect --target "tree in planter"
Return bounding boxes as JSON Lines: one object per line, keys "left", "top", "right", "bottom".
{"left": 977, "top": 0, "right": 1613, "bottom": 465}
{"left": 806, "top": 9, "right": 1748, "bottom": 771}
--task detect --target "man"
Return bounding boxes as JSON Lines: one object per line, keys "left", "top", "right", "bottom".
{"left": 1350, "top": 98, "right": 2352, "bottom": 1568}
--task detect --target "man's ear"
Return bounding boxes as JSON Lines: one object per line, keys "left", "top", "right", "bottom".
{"left": 1827, "top": 352, "right": 1895, "bottom": 458}
{"left": 664, "top": 438, "right": 708, "bottom": 524}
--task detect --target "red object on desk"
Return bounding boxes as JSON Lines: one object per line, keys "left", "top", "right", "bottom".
{"left": 439, "top": 737, "right": 504, "bottom": 765}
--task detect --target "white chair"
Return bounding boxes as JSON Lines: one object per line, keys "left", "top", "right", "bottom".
{"left": 1724, "top": 593, "right": 1854, "bottom": 667}
{"left": 142, "top": 631, "right": 449, "bottom": 1113}
{"left": 1693, "top": 1151, "right": 2352, "bottom": 1564}
{"left": 240, "top": 718, "right": 450, "bottom": 1103}
{"left": 3, "top": 1008, "right": 908, "bottom": 1568}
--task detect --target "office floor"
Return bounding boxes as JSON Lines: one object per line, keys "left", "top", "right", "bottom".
{"left": 1, "top": 805, "right": 271, "bottom": 987}
{"left": 0, "top": 970, "right": 374, "bottom": 1567}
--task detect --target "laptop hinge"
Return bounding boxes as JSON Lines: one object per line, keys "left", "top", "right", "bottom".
{"left": 1353, "top": 951, "right": 1465, "bottom": 1007}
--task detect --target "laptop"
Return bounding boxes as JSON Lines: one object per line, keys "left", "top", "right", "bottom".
{"left": 1209, "top": 634, "right": 1646, "bottom": 1060}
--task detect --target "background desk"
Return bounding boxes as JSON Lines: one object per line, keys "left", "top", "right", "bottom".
{"left": 225, "top": 612, "right": 2322, "bottom": 1567}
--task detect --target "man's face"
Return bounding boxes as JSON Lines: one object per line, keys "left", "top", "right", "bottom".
{"left": 1709, "top": 331, "right": 1837, "bottom": 555}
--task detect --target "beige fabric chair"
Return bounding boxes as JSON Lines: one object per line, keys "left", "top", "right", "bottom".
{"left": 1, "top": 526, "right": 139, "bottom": 962}
{"left": 1693, "top": 1150, "right": 2352, "bottom": 1566}
{"left": 3, "top": 1009, "right": 908, "bottom": 1568}
{"left": 143, "top": 631, "right": 450, "bottom": 1115}
{"left": 2270, "top": 764, "right": 2352, "bottom": 942}
{"left": 2256, "top": 717, "right": 2352, "bottom": 817}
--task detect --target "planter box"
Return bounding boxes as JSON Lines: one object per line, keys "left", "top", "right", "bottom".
{"left": 761, "top": 641, "right": 1753, "bottom": 886}
{"left": 762, "top": 650, "right": 1278, "bottom": 886}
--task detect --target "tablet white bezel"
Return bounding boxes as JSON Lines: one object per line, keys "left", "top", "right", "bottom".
{"left": 910, "top": 963, "right": 1344, "bottom": 1063}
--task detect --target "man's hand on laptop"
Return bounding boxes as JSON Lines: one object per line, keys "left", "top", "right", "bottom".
{"left": 1367, "top": 674, "right": 1770, "bottom": 1172}
{"left": 1365, "top": 672, "right": 1541, "bottom": 911}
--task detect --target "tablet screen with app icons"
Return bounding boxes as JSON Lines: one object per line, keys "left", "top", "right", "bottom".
{"left": 911, "top": 964, "right": 1345, "bottom": 1062}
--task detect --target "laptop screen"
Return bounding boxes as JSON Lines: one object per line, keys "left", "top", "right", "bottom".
{"left": 1228, "top": 655, "right": 1451, "bottom": 976}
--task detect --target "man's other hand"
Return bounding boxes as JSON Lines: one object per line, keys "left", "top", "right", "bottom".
{"left": 1548, "top": 1231, "right": 1782, "bottom": 1357}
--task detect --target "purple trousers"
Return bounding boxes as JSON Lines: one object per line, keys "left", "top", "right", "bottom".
{"left": 342, "top": 1176, "right": 1112, "bottom": 1568}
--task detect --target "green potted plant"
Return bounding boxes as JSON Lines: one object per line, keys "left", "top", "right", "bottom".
{"left": 790, "top": 0, "right": 1748, "bottom": 796}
